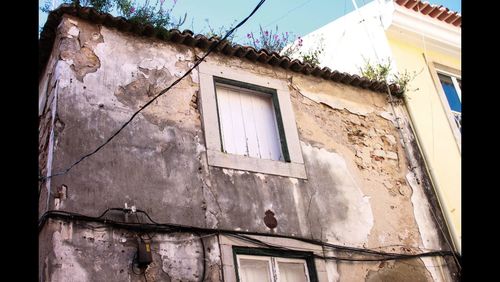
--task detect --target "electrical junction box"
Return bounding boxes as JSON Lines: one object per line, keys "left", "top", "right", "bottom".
{"left": 137, "top": 241, "right": 153, "bottom": 267}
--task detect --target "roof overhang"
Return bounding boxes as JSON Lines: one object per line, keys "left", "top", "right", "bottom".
{"left": 387, "top": 3, "right": 461, "bottom": 58}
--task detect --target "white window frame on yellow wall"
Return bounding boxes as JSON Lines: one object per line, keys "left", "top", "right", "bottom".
{"left": 427, "top": 62, "right": 461, "bottom": 152}
{"left": 198, "top": 61, "right": 307, "bottom": 179}
{"left": 436, "top": 70, "right": 461, "bottom": 130}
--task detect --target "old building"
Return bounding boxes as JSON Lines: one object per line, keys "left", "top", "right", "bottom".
{"left": 298, "top": 0, "right": 461, "bottom": 254}
{"left": 39, "top": 4, "right": 459, "bottom": 282}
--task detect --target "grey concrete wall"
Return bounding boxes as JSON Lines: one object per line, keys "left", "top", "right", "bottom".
{"left": 38, "top": 15, "right": 455, "bottom": 282}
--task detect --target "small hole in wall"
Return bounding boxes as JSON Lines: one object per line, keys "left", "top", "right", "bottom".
{"left": 99, "top": 104, "right": 104, "bottom": 109}
{"left": 83, "top": 86, "right": 86, "bottom": 89}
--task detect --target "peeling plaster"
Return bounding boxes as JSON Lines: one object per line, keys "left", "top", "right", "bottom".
{"left": 408, "top": 172, "right": 452, "bottom": 281}
{"left": 40, "top": 16, "right": 453, "bottom": 281}
{"left": 51, "top": 227, "right": 88, "bottom": 282}
{"left": 68, "top": 26, "right": 79, "bottom": 37}
{"left": 379, "top": 111, "right": 396, "bottom": 124}
{"left": 301, "top": 143, "right": 373, "bottom": 246}
{"left": 299, "top": 89, "right": 373, "bottom": 116}
{"left": 290, "top": 181, "right": 308, "bottom": 237}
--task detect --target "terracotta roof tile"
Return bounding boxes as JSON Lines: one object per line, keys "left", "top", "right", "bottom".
{"left": 395, "top": 0, "right": 461, "bottom": 27}
{"left": 39, "top": 5, "right": 400, "bottom": 94}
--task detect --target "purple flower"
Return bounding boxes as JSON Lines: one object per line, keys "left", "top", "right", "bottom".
{"left": 273, "top": 34, "right": 279, "bottom": 40}
{"left": 160, "top": 0, "right": 165, "bottom": 4}
{"left": 286, "top": 32, "right": 288, "bottom": 35}
{"left": 264, "top": 31, "right": 269, "bottom": 36}
{"left": 247, "top": 33, "right": 252, "bottom": 38}
{"left": 130, "top": 7, "right": 135, "bottom": 13}
{"left": 255, "top": 39, "right": 260, "bottom": 44}
{"left": 173, "top": 0, "right": 177, "bottom": 4}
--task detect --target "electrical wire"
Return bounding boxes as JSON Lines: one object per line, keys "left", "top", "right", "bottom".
{"left": 39, "top": 0, "right": 268, "bottom": 181}
{"left": 263, "top": 0, "right": 313, "bottom": 28}
{"left": 38, "top": 209, "right": 458, "bottom": 264}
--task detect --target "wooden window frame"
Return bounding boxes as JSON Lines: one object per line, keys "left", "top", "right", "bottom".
{"left": 198, "top": 62, "right": 307, "bottom": 179}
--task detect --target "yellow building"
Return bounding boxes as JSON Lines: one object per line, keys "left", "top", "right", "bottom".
{"left": 301, "top": 0, "right": 461, "bottom": 254}
{"left": 388, "top": 0, "right": 461, "bottom": 254}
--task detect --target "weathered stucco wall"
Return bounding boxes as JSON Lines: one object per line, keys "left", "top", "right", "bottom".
{"left": 39, "top": 15, "right": 455, "bottom": 281}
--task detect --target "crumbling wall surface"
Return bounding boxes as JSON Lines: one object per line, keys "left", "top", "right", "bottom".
{"left": 40, "top": 16, "right": 453, "bottom": 281}
{"left": 41, "top": 219, "right": 221, "bottom": 282}
{"left": 287, "top": 75, "right": 453, "bottom": 281}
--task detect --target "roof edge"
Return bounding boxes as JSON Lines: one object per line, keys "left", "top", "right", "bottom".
{"left": 39, "top": 4, "right": 400, "bottom": 95}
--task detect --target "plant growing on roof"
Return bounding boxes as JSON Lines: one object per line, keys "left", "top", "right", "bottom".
{"left": 244, "top": 25, "right": 324, "bottom": 67}
{"left": 359, "top": 57, "right": 421, "bottom": 99}
{"left": 41, "top": 0, "right": 187, "bottom": 29}
{"left": 202, "top": 18, "right": 238, "bottom": 44}
{"left": 245, "top": 25, "right": 297, "bottom": 54}
{"left": 290, "top": 37, "right": 324, "bottom": 67}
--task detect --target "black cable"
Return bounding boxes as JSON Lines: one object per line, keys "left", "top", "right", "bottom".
{"left": 229, "top": 233, "right": 452, "bottom": 262}
{"left": 38, "top": 209, "right": 458, "bottom": 264}
{"left": 39, "top": 0, "right": 267, "bottom": 181}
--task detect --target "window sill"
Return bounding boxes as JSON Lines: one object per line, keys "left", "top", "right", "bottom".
{"left": 207, "top": 150, "right": 307, "bottom": 179}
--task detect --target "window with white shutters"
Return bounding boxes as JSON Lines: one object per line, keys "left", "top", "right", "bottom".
{"left": 215, "top": 82, "right": 284, "bottom": 162}
{"left": 198, "top": 62, "right": 307, "bottom": 179}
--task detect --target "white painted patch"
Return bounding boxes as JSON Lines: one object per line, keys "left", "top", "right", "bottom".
{"left": 53, "top": 61, "right": 74, "bottom": 89}
{"left": 324, "top": 250, "right": 340, "bottom": 282}
{"left": 68, "top": 26, "right": 80, "bottom": 37}
{"left": 158, "top": 234, "right": 202, "bottom": 281}
{"left": 291, "top": 182, "right": 308, "bottom": 236}
{"left": 222, "top": 168, "right": 234, "bottom": 177}
{"left": 51, "top": 229, "right": 89, "bottom": 282}
{"left": 254, "top": 173, "right": 266, "bottom": 181}
{"left": 190, "top": 66, "right": 199, "bottom": 84}
{"left": 383, "top": 134, "right": 397, "bottom": 145}
{"left": 407, "top": 172, "right": 451, "bottom": 281}
{"left": 289, "top": 178, "right": 299, "bottom": 185}
{"left": 298, "top": 89, "right": 372, "bottom": 116}
{"left": 139, "top": 58, "right": 166, "bottom": 70}
{"left": 301, "top": 143, "right": 374, "bottom": 246}
{"left": 386, "top": 151, "right": 398, "bottom": 160}
{"left": 176, "top": 54, "right": 186, "bottom": 61}
{"left": 372, "top": 149, "right": 386, "bottom": 158}
{"left": 379, "top": 111, "right": 396, "bottom": 124}
{"left": 195, "top": 142, "right": 206, "bottom": 155}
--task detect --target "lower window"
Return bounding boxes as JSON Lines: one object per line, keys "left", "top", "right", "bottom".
{"left": 234, "top": 247, "right": 318, "bottom": 282}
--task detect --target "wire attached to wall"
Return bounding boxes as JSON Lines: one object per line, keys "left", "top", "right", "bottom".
{"left": 40, "top": 0, "right": 268, "bottom": 181}
{"left": 39, "top": 208, "right": 458, "bottom": 264}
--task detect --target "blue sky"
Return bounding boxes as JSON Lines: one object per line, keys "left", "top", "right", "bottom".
{"left": 39, "top": 0, "right": 461, "bottom": 42}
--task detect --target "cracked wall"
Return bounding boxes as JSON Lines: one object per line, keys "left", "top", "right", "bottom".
{"left": 39, "top": 15, "right": 455, "bottom": 282}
